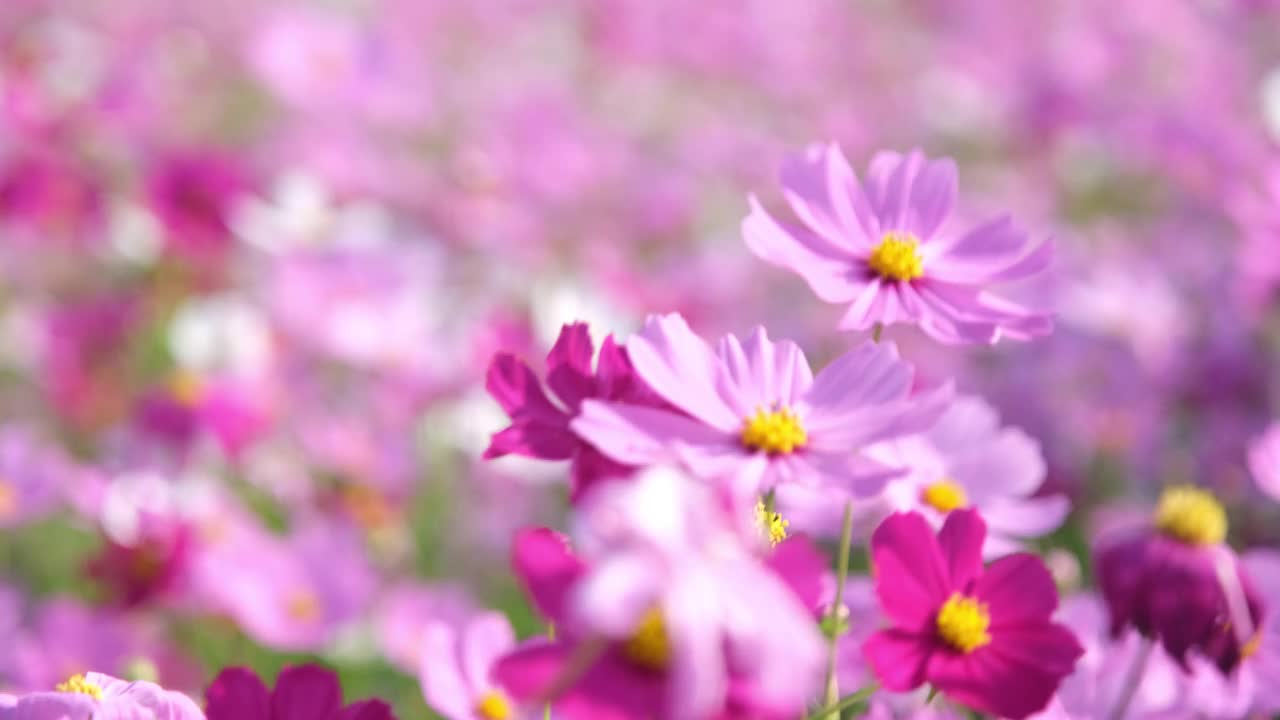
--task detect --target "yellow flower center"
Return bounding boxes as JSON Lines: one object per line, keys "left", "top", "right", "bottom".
{"left": 868, "top": 232, "right": 925, "bottom": 281}
{"left": 1242, "top": 633, "right": 1262, "bottom": 661}
{"left": 740, "top": 407, "right": 807, "bottom": 455}
{"left": 920, "top": 480, "right": 968, "bottom": 513}
{"left": 475, "top": 690, "right": 513, "bottom": 720}
{"left": 0, "top": 479, "right": 17, "bottom": 519}
{"left": 168, "top": 370, "right": 204, "bottom": 407}
{"left": 56, "top": 674, "right": 103, "bottom": 700}
{"left": 285, "top": 591, "right": 322, "bottom": 621}
{"left": 755, "top": 500, "right": 789, "bottom": 547}
{"left": 622, "top": 608, "right": 670, "bottom": 671}
{"left": 1153, "top": 485, "right": 1227, "bottom": 546}
{"left": 936, "top": 593, "right": 992, "bottom": 653}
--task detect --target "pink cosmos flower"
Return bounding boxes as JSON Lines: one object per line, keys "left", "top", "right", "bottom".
{"left": 573, "top": 313, "right": 951, "bottom": 498}
{"left": 1247, "top": 422, "right": 1280, "bottom": 502}
{"left": 145, "top": 149, "right": 248, "bottom": 266}
{"left": 419, "top": 611, "right": 518, "bottom": 720}
{"left": 743, "top": 144, "right": 1052, "bottom": 344}
{"left": 375, "top": 583, "right": 476, "bottom": 675}
{"left": 1094, "top": 486, "right": 1264, "bottom": 674}
{"left": 0, "top": 672, "right": 203, "bottom": 720}
{"left": 495, "top": 467, "right": 827, "bottom": 720}
{"left": 486, "top": 322, "right": 658, "bottom": 497}
{"left": 206, "top": 664, "right": 395, "bottom": 720}
{"left": 865, "top": 394, "right": 1068, "bottom": 557}
{"left": 0, "top": 424, "right": 71, "bottom": 529}
{"left": 862, "top": 509, "right": 1083, "bottom": 719}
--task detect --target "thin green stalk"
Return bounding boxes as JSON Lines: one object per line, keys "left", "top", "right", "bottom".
{"left": 805, "top": 683, "right": 879, "bottom": 720}
{"left": 821, "top": 500, "right": 856, "bottom": 717}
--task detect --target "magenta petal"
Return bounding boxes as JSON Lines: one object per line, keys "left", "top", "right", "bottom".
{"left": 861, "top": 629, "right": 932, "bottom": 691}
{"left": 495, "top": 643, "right": 658, "bottom": 720}
{"left": 334, "top": 700, "right": 396, "bottom": 720}
{"left": 205, "top": 667, "right": 271, "bottom": 720}
{"left": 973, "top": 553, "right": 1059, "bottom": 626}
{"left": 271, "top": 665, "right": 343, "bottom": 720}
{"left": 766, "top": 536, "right": 828, "bottom": 614}
{"left": 485, "top": 353, "right": 566, "bottom": 421}
{"left": 485, "top": 417, "right": 576, "bottom": 461}
{"left": 870, "top": 512, "right": 950, "bottom": 630}
{"left": 493, "top": 641, "right": 571, "bottom": 703}
{"left": 987, "top": 622, "right": 1085, "bottom": 680}
{"left": 546, "top": 323, "right": 596, "bottom": 412}
{"left": 512, "top": 528, "right": 584, "bottom": 624}
{"left": 927, "top": 639, "right": 1074, "bottom": 720}
{"left": 936, "top": 509, "right": 986, "bottom": 590}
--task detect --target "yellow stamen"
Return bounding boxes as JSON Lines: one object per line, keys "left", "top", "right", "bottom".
{"left": 622, "top": 608, "right": 670, "bottom": 671}
{"left": 920, "top": 480, "right": 968, "bottom": 514}
{"left": 474, "top": 690, "right": 513, "bottom": 720}
{"left": 936, "top": 593, "right": 992, "bottom": 653}
{"left": 168, "top": 370, "right": 204, "bottom": 407}
{"left": 1153, "top": 485, "right": 1227, "bottom": 546}
{"left": 56, "top": 674, "right": 103, "bottom": 700}
{"left": 740, "top": 407, "right": 807, "bottom": 455}
{"left": 868, "top": 232, "right": 925, "bottom": 281}
{"left": 0, "top": 480, "right": 17, "bottom": 519}
{"left": 1243, "top": 633, "right": 1262, "bottom": 660}
{"left": 755, "top": 500, "right": 790, "bottom": 547}
{"left": 285, "top": 591, "right": 322, "bottom": 621}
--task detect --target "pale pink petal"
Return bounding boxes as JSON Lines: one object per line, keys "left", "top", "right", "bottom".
{"left": 625, "top": 314, "right": 740, "bottom": 431}
{"left": 419, "top": 622, "right": 476, "bottom": 720}
{"left": 800, "top": 340, "right": 912, "bottom": 417}
{"left": 743, "top": 196, "right": 865, "bottom": 303}
{"left": 462, "top": 613, "right": 516, "bottom": 693}
{"left": 1247, "top": 424, "right": 1280, "bottom": 501}
{"left": 715, "top": 327, "right": 814, "bottom": 413}
{"left": 905, "top": 156, "right": 957, "bottom": 241}
{"left": 778, "top": 144, "right": 873, "bottom": 248}
{"left": 572, "top": 552, "right": 663, "bottom": 637}
{"left": 572, "top": 400, "right": 732, "bottom": 466}
{"left": 666, "top": 574, "right": 730, "bottom": 720}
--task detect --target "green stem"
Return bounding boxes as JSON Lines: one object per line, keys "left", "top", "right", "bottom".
{"left": 821, "top": 500, "right": 856, "bottom": 717}
{"left": 805, "top": 683, "right": 879, "bottom": 720}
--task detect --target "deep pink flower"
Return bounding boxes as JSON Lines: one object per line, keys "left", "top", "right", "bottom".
{"left": 744, "top": 144, "right": 1052, "bottom": 344}
{"left": 486, "top": 322, "right": 659, "bottom": 497}
{"left": 495, "top": 468, "right": 828, "bottom": 720}
{"left": 145, "top": 150, "right": 248, "bottom": 265}
{"left": 86, "top": 516, "right": 192, "bottom": 609}
{"left": 206, "top": 664, "right": 395, "bottom": 720}
{"left": 1094, "top": 486, "right": 1265, "bottom": 674}
{"left": 0, "top": 672, "right": 203, "bottom": 720}
{"left": 573, "top": 313, "right": 950, "bottom": 498}
{"left": 862, "top": 510, "right": 1082, "bottom": 719}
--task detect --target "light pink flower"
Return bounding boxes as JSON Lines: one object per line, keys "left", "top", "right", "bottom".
{"left": 1247, "top": 422, "right": 1280, "bottom": 502}
{"left": 419, "top": 611, "right": 518, "bottom": 720}
{"left": 744, "top": 144, "right": 1052, "bottom": 344}
{"left": 0, "top": 672, "right": 203, "bottom": 720}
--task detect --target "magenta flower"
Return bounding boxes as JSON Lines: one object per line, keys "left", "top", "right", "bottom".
{"left": 573, "top": 313, "right": 950, "bottom": 497}
{"left": 419, "top": 611, "right": 518, "bottom": 720}
{"left": 743, "top": 144, "right": 1052, "bottom": 344}
{"left": 0, "top": 672, "right": 203, "bottom": 720}
{"left": 862, "top": 509, "right": 1083, "bottom": 719}
{"left": 1095, "top": 486, "right": 1265, "bottom": 674}
{"left": 206, "top": 664, "right": 395, "bottom": 720}
{"left": 146, "top": 150, "right": 248, "bottom": 266}
{"left": 486, "top": 322, "right": 659, "bottom": 496}
{"left": 495, "top": 468, "right": 828, "bottom": 720}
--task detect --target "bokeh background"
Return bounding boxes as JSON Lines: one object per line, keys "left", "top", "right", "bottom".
{"left": 2, "top": 0, "right": 1280, "bottom": 716}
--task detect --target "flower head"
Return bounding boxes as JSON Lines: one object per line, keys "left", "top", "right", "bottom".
{"left": 862, "top": 510, "right": 1083, "bottom": 719}
{"left": 206, "top": 664, "right": 396, "bottom": 720}
{"left": 486, "top": 322, "right": 660, "bottom": 497}
{"left": 573, "top": 313, "right": 951, "bottom": 499}
{"left": 1095, "top": 485, "right": 1266, "bottom": 674}
{"left": 419, "top": 611, "right": 518, "bottom": 720}
{"left": 744, "top": 144, "right": 1052, "bottom": 344}
{"left": 0, "top": 672, "right": 203, "bottom": 720}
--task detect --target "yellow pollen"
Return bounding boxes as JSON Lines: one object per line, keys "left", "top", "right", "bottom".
{"left": 1153, "top": 485, "right": 1227, "bottom": 546}
{"left": 168, "top": 370, "right": 204, "bottom": 407}
{"left": 56, "top": 674, "right": 103, "bottom": 700}
{"left": 755, "top": 500, "right": 790, "bottom": 547}
{"left": 474, "top": 690, "right": 513, "bottom": 720}
{"left": 741, "top": 407, "right": 807, "bottom": 455}
{"left": 1242, "top": 633, "right": 1262, "bottom": 661}
{"left": 921, "top": 480, "right": 968, "bottom": 513}
{"left": 285, "top": 591, "right": 322, "bottom": 622}
{"left": 868, "top": 232, "right": 925, "bottom": 281}
{"left": 0, "top": 480, "right": 17, "bottom": 519}
{"left": 623, "top": 608, "right": 671, "bottom": 671}
{"left": 935, "top": 593, "right": 992, "bottom": 653}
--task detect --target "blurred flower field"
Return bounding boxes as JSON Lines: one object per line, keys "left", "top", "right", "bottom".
{"left": 2, "top": 1, "right": 1280, "bottom": 718}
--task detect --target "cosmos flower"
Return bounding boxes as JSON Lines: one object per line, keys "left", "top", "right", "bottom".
{"left": 419, "top": 611, "right": 518, "bottom": 720}
{"left": 206, "top": 664, "right": 395, "bottom": 720}
{"left": 573, "top": 313, "right": 950, "bottom": 498}
{"left": 494, "top": 467, "right": 827, "bottom": 720}
{"left": 743, "top": 144, "right": 1052, "bottom": 344}
{"left": 862, "top": 509, "right": 1083, "bottom": 719}
{"left": 0, "top": 672, "right": 203, "bottom": 720}
{"left": 1094, "top": 485, "right": 1265, "bottom": 674}
{"left": 145, "top": 149, "right": 248, "bottom": 266}
{"left": 486, "top": 322, "right": 659, "bottom": 497}
{"left": 865, "top": 394, "right": 1068, "bottom": 557}
{"left": 1247, "top": 422, "right": 1280, "bottom": 502}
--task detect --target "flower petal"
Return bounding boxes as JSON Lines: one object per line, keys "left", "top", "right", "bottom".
{"left": 936, "top": 508, "right": 986, "bottom": 590}
{"left": 801, "top": 340, "right": 911, "bottom": 417}
{"left": 870, "top": 512, "right": 950, "bottom": 630}
{"left": 715, "top": 327, "right": 814, "bottom": 412}
{"left": 205, "top": 667, "right": 271, "bottom": 720}
{"left": 463, "top": 612, "right": 517, "bottom": 693}
{"left": 861, "top": 629, "right": 933, "bottom": 691}
{"left": 572, "top": 400, "right": 731, "bottom": 466}
{"left": 418, "top": 621, "right": 474, "bottom": 720}
{"left": 743, "top": 195, "right": 864, "bottom": 303}
{"left": 626, "top": 314, "right": 740, "bottom": 431}
{"left": 974, "top": 553, "right": 1059, "bottom": 626}
{"left": 512, "top": 528, "right": 584, "bottom": 624}
{"left": 271, "top": 665, "right": 343, "bottom": 720}
{"left": 545, "top": 322, "right": 597, "bottom": 412}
